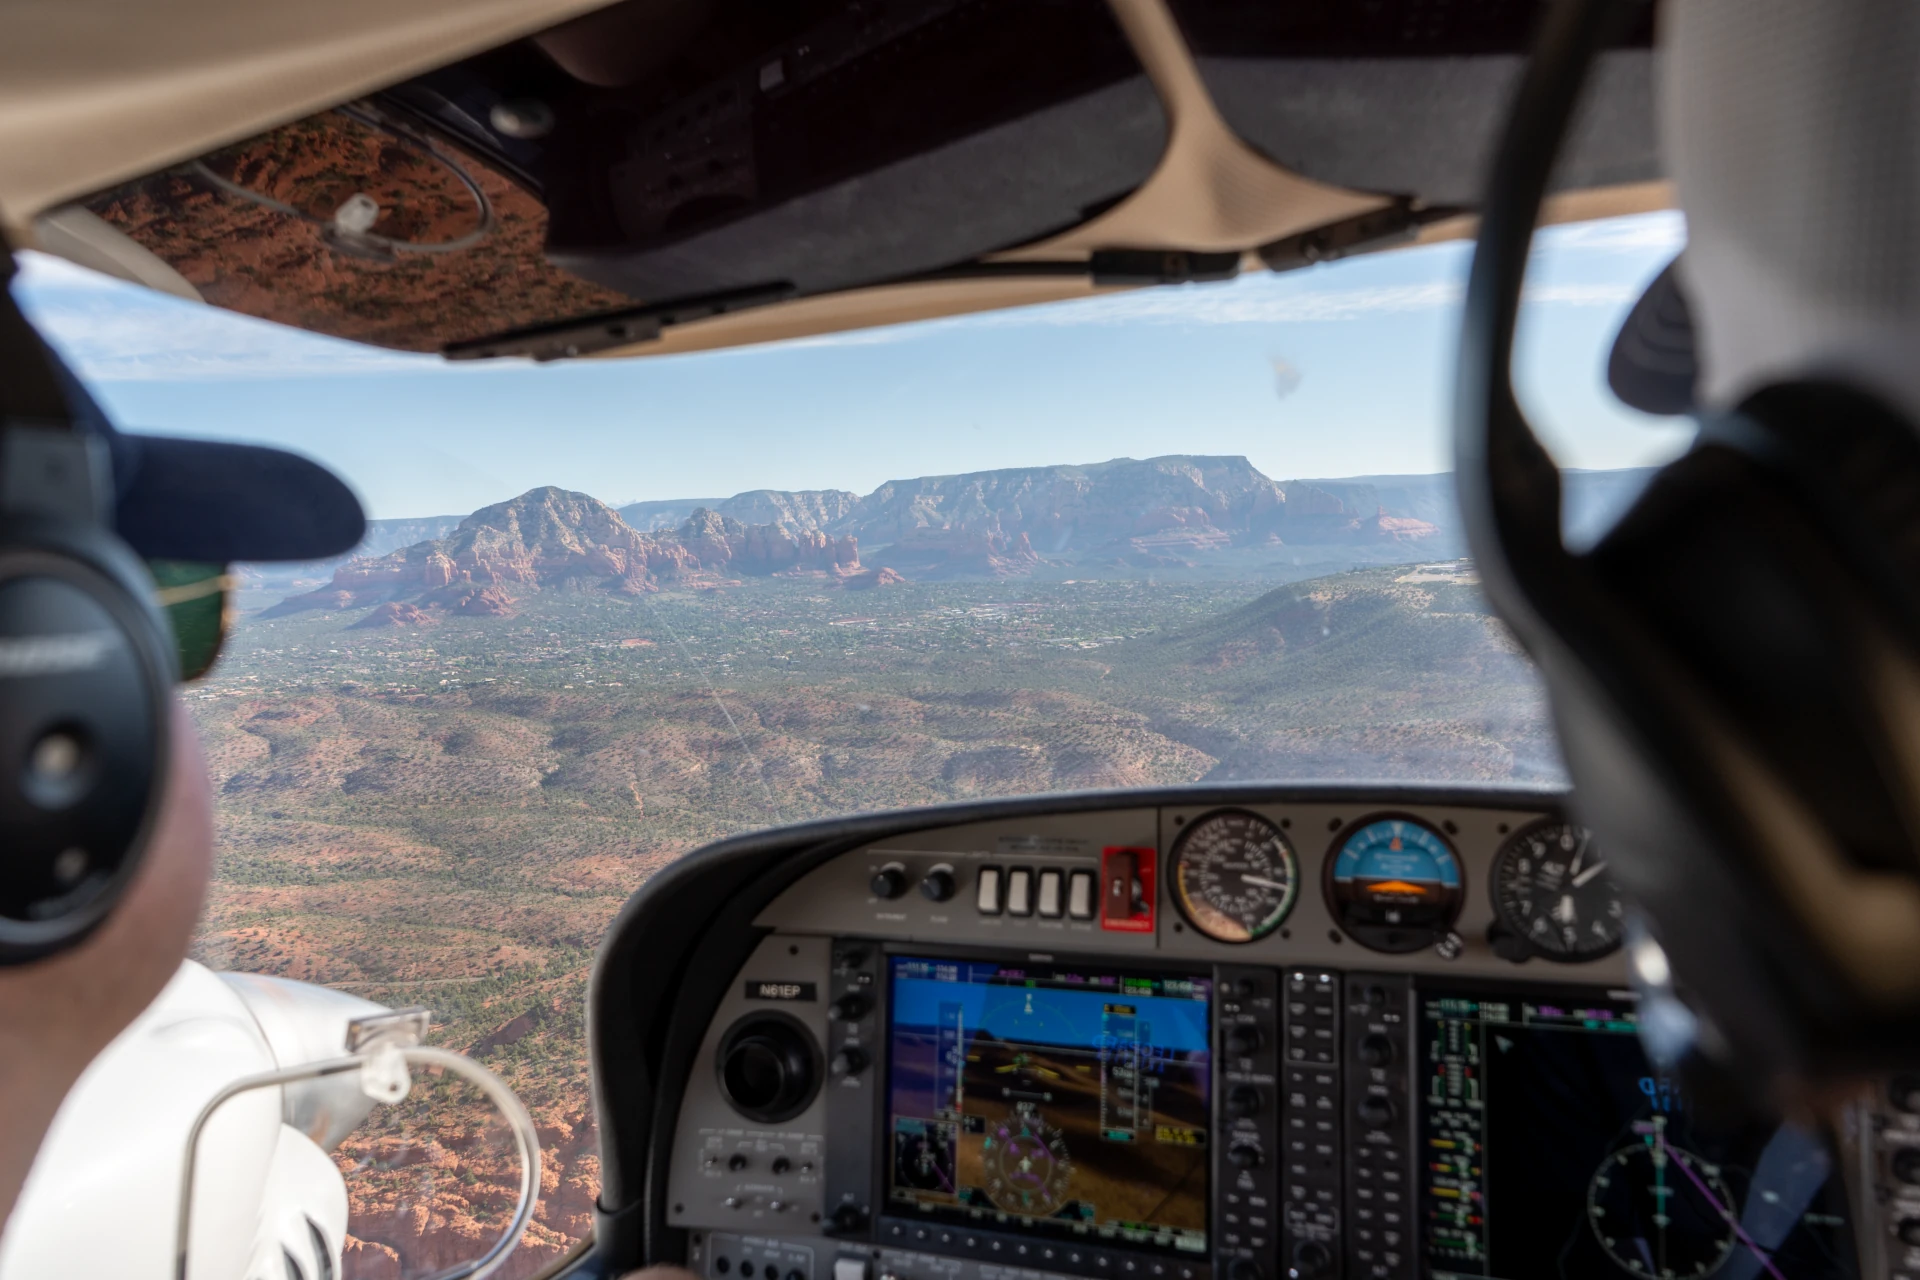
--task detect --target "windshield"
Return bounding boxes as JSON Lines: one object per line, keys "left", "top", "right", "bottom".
{"left": 14, "top": 210, "right": 1688, "bottom": 1266}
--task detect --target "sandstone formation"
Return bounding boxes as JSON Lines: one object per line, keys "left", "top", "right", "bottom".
{"left": 842, "top": 567, "right": 909, "bottom": 590}
{"left": 270, "top": 456, "right": 1466, "bottom": 619}
{"left": 266, "top": 488, "right": 862, "bottom": 619}
{"left": 618, "top": 488, "right": 857, "bottom": 535}
{"left": 877, "top": 527, "right": 1041, "bottom": 578}
{"left": 350, "top": 603, "right": 436, "bottom": 629}
{"left": 633, "top": 456, "right": 1446, "bottom": 581}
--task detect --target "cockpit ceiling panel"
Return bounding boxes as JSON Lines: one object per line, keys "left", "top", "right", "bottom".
{"left": 1168, "top": 0, "right": 1660, "bottom": 205}
{"left": 69, "top": 0, "right": 1170, "bottom": 357}
{"left": 44, "top": 0, "right": 1666, "bottom": 361}
{"left": 1196, "top": 51, "right": 1656, "bottom": 207}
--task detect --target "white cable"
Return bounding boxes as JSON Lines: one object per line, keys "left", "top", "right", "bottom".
{"left": 176, "top": 1046, "right": 542, "bottom": 1280}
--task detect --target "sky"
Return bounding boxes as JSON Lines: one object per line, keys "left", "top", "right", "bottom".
{"left": 11, "top": 212, "right": 1695, "bottom": 521}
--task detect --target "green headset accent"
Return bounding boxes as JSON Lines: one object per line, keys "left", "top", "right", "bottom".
{"left": 146, "top": 560, "right": 233, "bottom": 682}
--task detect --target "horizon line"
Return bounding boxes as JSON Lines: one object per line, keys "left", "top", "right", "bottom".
{"left": 365, "top": 460, "right": 1662, "bottom": 525}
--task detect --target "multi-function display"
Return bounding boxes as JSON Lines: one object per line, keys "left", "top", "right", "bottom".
{"left": 885, "top": 955, "right": 1212, "bottom": 1256}
{"left": 1419, "top": 984, "right": 1854, "bottom": 1280}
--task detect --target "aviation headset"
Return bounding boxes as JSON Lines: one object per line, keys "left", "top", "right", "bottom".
{"left": 1460, "top": 0, "right": 1920, "bottom": 1099}
{"left": 0, "top": 248, "right": 178, "bottom": 963}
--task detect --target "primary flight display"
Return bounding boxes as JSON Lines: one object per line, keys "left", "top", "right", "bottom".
{"left": 885, "top": 956, "right": 1213, "bottom": 1256}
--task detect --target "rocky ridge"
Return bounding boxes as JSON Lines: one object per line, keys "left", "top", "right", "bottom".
{"left": 638, "top": 455, "right": 1447, "bottom": 578}
{"left": 268, "top": 487, "right": 859, "bottom": 620}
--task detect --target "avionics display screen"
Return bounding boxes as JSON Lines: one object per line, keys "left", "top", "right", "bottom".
{"left": 885, "top": 955, "right": 1211, "bottom": 1256}
{"left": 1420, "top": 983, "right": 1854, "bottom": 1280}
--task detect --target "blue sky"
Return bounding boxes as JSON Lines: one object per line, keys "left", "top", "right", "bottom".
{"left": 12, "top": 212, "right": 1693, "bottom": 521}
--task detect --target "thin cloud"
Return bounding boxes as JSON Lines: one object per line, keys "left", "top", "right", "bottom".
{"left": 1536, "top": 209, "right": 1685, "bottom": 253}
{"left": 891, "top": 277, "right": 1634, "bottom": 334}
{"left": 10, "top": 206, "right": 1668, "bottom": 381}
{"left": 13, "top": 251, "right": 472, "bottom": 382}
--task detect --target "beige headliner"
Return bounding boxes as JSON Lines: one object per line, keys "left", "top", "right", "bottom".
{"left": 0, "top": 0, "right": 614, "bottom": 234}
{"left": 3, "top": 0, "right": 1673, "bottom": 358}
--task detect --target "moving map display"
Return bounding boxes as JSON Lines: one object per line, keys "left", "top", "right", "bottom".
{"left": 886, "top": 956, "right": 1211, "bottom": 1255}
{"left": 1420, "top": 984, "right": 1854, "bottom": 1280}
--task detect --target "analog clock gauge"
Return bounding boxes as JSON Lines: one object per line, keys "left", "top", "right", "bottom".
{"left": 1490, "top": 820, "right": 1625, "bottom": 961}
{"left": 1325, "top": 815, "right": 1465, "bottom": 953}
{"left": 1169, "top": 809, "right": 1300, "bottom": 943}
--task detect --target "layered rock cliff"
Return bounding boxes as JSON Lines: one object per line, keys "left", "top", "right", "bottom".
{"left": 267, "top": 487, "right": 859, "bottom": 618}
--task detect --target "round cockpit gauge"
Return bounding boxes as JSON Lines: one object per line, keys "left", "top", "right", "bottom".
{"left": 1169, "top": 808, "right": 1300, "bottom": 943}
{"left": 1489, "top": 819, "right": 1625, "bottom": 962}
{"left": 1587, "top": 1117, "right": 1736, "bottom": 1278}
{"left": 1325, "top": 814, "right": 1464, "bottom": 953}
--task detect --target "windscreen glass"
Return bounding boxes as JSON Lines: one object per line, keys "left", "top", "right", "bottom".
{"left": 15, "top": 208, "right": 1689, "bottom": 1264}
{"left": 887, "top": 956, "right": 1212, "bottom": 1255}
{"left": 1419, "top": 984, "right": 1853, "bottom": 1280}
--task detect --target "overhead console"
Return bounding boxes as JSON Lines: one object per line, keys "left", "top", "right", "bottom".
{"left": 596, "top": 787, "right": 1883, "bottom": 1280}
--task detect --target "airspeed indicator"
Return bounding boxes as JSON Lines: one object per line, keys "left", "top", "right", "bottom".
{"left": 1169, "top": 809, "right": 1299, "bottom": 943}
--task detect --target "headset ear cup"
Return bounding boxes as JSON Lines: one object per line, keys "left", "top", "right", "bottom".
{"left": 0, "top": 515, "right": 174, "bottom": 963}
{"left": 1731, "top": 381, "right": 1920, "bottom": 595}
{"left": 1554, "top": 381, "right": 1920, "bottom": 1082}
{"left": 1591, "top": 399, "right": 1920, "bottom": 865}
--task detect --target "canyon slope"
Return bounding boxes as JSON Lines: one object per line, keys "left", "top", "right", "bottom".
{"left": 262, "top": 459, "right": 1665, "bottom": 618}
{"left": 609, "top": 457, "right": 1657, "bottom": 579}
{"left": 617, "top": 456, "right": 1456, "bottom": 576}
{"left": 268, "top": 487, "right": 858, "bottom": 619}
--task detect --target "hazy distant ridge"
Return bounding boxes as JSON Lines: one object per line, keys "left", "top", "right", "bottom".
{"left": 617, "top": 454, "right": 1506, "bottom": 572}
{"left": 247, "top": 456, "right": 1662, "bottom": 612}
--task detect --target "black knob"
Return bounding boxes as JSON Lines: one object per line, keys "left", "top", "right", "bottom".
{"left": 1359, "top": 1033, "right": 1395, "bottom": 1067}
{"left": 718, "top": 1016, "right": 821, "bottom": 1124}
{"left": 870, "top": 865, "right": 907, "bottom": 899}
{"left": 1900, "top": 1217, "right": 1920, "bottom": 1248}
{"left": 1229, "top": 1259, "right": 1264, "bottom": 1280}
{"left": 1227, "top": 1026, "right": 1264, "bottom": 1055}
{"left": 1292, "top": 1241, "right": 1332, "bottom": 1278}
{"left": 1489, "top": 924, "right": 1533, "bottom": 963}
{"left": 1232, "top": 977, "right": 1259, "bottom": 1000}
{"left": 830, "top": 1203, "right": 869, "bottom": 1235}
{"left": 837, "top": 947, "right": 869, "bottom": 970}
{"left": 728, "top": 1152, "right": 749, "bottom": 1171}
{"left": 787, "top": 1271, "right": 807, "bottom": 1280}
{"left": 921, "top": 867, "right": 957, "bottom": 902}
{"left": 1358, "top": 1095, "right": 1397, "bottom": 1129}
{"left": 1895, "top": 1148, "right": 1920, "bottom": 1185}
{"left": 1227, "top": 1143, "right": 1264, "bottom": 1169}
{"left": 1894, "top": 1074, "right": 1920, "bottom": 1114}
{"left": 832, "top": 992, "right": 872, "bottom": 1022}
{"left": 832, "top": 1047, "right": 869, "bottom": 1076}
{"left": 1227, "top": 1086, "right": 1263, "bottom": 1119}
{"left": 1362, "top": 984, "right": 1388, "bottom": 1009}
{"left": 771, "top": 1156, "right": 793, "bottom": 1175}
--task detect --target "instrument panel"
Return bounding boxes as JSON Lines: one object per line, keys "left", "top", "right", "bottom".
{"left": 607, "top": 790, "right": 1876, "bottom": 1280}
{"left": 750, "top": 798, "right": 1626, "bottom": 976}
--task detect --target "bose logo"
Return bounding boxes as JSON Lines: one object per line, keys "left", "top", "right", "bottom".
{"left": 744, "top": 981, "right": 817, "bottom": 1002}
{"left": 0, "top": 631, "right": 120, "bottom": 677}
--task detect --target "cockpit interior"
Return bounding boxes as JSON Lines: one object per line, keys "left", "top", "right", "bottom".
{"left": 6, "top": 4, "right": 1920, "bottom": 1280}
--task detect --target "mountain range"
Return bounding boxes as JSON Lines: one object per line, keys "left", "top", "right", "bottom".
{"left": 264, "top": 487, "right": 866, "bottom": 621}
{"left": 616, "top": 456, "right": 1449, "bottom": 567}
{"left": 256, "top": 455, "right": 1661, "bottom": 620}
